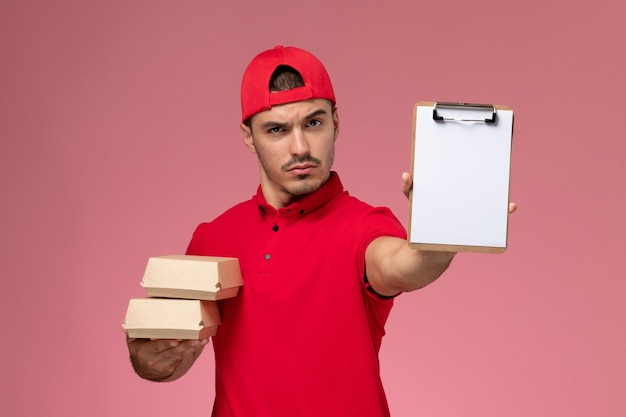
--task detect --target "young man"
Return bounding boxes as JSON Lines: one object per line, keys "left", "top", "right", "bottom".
{"left": 127, "top": 46, "right": 505, "bottom": 416}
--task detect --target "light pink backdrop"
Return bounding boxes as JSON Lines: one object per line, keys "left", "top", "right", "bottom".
{"left": 1, "top": 1, "right": 624, "bottom": 416}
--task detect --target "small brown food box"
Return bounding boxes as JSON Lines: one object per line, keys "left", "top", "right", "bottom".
{"left": 123, "top": 298, "right": 221, "bottom": 339}
{"left": 140, "top": 255, "right": 243, "bottom": 300}
{"left": 122, "top": 255, "right": 243, "bottom": 340}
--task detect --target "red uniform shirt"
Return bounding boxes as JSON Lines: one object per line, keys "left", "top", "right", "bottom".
{"left": 186, "top": 173, "right": 407, "bottom": 417}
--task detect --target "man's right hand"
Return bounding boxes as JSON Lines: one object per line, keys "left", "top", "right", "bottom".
{"left": 127, "top": 337, "right": 209, "bottom": 382}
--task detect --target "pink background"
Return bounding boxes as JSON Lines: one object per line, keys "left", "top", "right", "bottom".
{"left": 1, "top": 0, "right": 624, "bottom": 416}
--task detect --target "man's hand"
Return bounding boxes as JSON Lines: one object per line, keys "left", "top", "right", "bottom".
{"left": 127, "top": 337, "right": 208, "bottom": 382}
{"left": 401, "top": 171, "right": 413, "bottom": 199}
{"left": 402, "top": 172, "right": 518, "bottom": 213}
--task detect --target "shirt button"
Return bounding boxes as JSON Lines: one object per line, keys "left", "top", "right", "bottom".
{"left": 272, "top": 225, "right": 279, "bottom": 232}
{"left": 264, "top": 254, "right": 271, "bottom": 260}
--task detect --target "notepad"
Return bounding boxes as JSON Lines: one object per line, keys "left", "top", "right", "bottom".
{"left": 408, "top": 102, "right": 514, "bottom": 253}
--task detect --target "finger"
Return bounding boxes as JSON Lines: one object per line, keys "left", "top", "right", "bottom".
{"left": 156, "top": 340, "right": 208, "bottom": 379}
{"left": 160, "top": 338, "right": 209, "bottom": 358}
{"left": 129, "top": 345, "right": 181, "bottom": 379}
{"left": 128, "top": 338, "right": 181, "bottom": 357}
{"left": 401, "top": 172, "right": 413, "bottom": 198}
{"left": 153, "top": 339, "right": 183, "bottom": 351}
{"left": 174, "top": 338, "right": 210, "bottom": 356}
{"left": 509, "top": 202, "right": 518, "bottom": 214}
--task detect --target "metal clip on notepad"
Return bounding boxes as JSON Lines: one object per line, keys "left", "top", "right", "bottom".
{"left": 432, "top": 102, "right": 498, "bottom": 124}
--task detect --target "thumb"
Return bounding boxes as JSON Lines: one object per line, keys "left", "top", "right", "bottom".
{"left": 402, "top": 172, "right": 413, "bottom": 199}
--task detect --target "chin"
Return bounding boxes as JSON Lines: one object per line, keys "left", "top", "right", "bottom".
{"left": 288, "top": 175, "right": 325, "bottom": 196}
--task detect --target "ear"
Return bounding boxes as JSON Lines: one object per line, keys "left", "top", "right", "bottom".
{"left": 332, "top": 106, "right": 340, "bottom": 140}
{"left": 240, "top": 122, "right": 257, "bottom": 154}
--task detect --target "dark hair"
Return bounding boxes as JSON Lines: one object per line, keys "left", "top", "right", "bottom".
{"left": 269, "top": 65, "right": 305, "bottom": 92}
{"left": 244, "top": 66, "right": 305, "bottom": 127}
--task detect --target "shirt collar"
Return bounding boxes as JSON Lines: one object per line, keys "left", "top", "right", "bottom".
{"left": 255, "top": 171, "right": 344, "bottom": 217}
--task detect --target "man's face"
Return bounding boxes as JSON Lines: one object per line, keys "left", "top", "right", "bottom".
{"left": 241, "top": 98, "right": 339, "bottom": 208}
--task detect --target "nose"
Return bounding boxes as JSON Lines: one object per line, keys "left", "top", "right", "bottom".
{"left": 289, "top": 127, "right": 310, "bottom": 156}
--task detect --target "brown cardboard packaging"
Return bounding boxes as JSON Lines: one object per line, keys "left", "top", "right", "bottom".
{"left": 140, "top": 255, "right": 243, "bottom": 300}
{"left": 122, "top": 298, "right": 221, "bottom": 340}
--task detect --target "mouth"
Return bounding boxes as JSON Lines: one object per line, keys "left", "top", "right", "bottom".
{"left": 287, "top": 163, "right": 316, "bottom": 176}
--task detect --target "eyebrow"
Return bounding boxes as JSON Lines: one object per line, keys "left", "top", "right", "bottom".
{"left": 304, "top": 108, "right": 329, "bottom": 120}
{"left": 260, "top": 108, "right": 329, "bottom": 129}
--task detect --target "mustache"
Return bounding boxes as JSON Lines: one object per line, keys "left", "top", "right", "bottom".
{"left": 281, "top": 155, "right": 322, "bottom": 171}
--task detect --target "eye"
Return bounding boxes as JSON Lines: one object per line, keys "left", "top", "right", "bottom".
{"left": 308, "top": 119, "right": 322, "bottom": 127}
{"left": 267, "top": 126, "right": 283, "bottom": 134}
